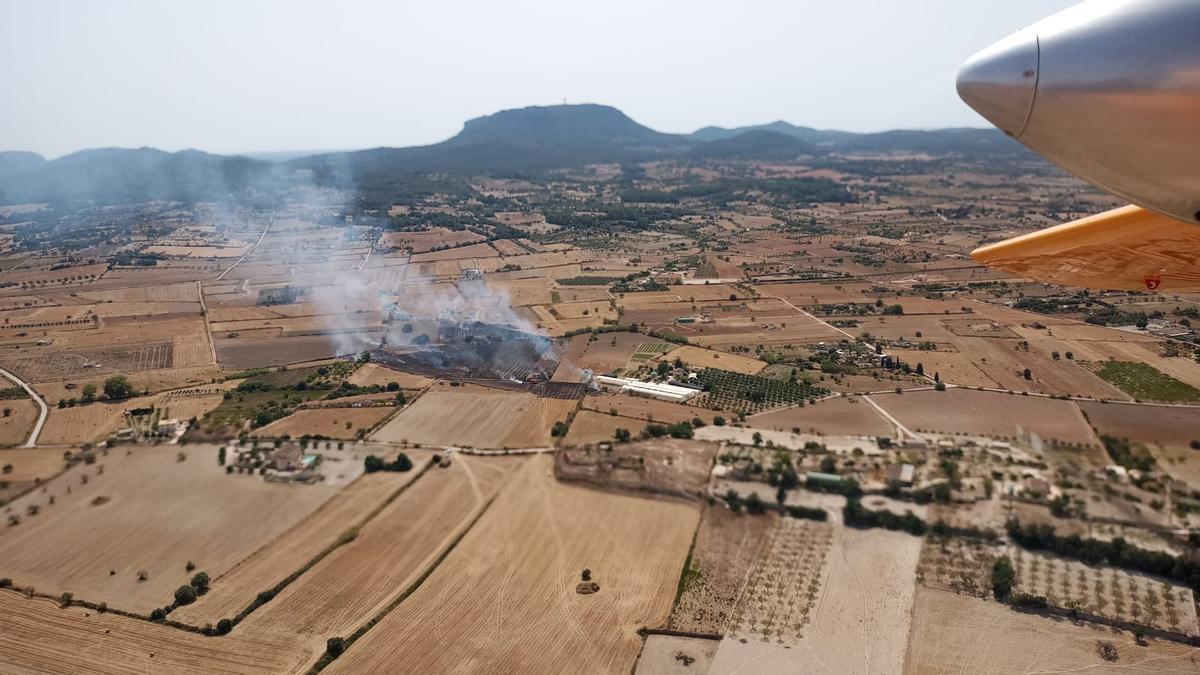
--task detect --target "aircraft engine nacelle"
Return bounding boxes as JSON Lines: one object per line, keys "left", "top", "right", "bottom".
{"left": 957, "top": 0, "right": 1200, "bottom": 224}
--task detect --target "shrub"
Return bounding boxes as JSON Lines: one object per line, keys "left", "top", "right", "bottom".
{"left": 174, "top": 585, "right": 197, "bottom": 605}
{"left": 326, "top": 637, "right": 345, "bottom": 658}
{"left": 191, "top": 572, "right": 210, "bottom": 594}
{"left": 991, "top": 555, "right": 1015, "bottom": 601}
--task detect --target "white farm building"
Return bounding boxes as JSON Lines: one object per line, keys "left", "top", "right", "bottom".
{"left": 594, "top": 376, "right": 701, "bottom": 403}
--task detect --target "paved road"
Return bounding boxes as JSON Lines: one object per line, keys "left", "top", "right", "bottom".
{"left": 216, "top": 215, "right": 273, "bottom": 282}
{"left": 0, "top": 366, "right": 47, "bottom": 447}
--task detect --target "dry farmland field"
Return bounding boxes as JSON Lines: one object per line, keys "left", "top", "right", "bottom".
{"left": 0, "top": 399, "right": 37, "bottom": 446}
{"left": 0, "top": 446, "right": 340, "bottom": 613}
{"left": 904, "top": 588, "right": 1200, "bottom": 674}
{"left": 252, "top": 406, "right": 394, "bottom": 440}
{"left": 668, "top": 507, "right": 776, "bottom": 634}
{"left": 710, "top": 526, "right": 922, "bottom": 675}
{"left": 372, "top": 387, "right": 577, "bottom": 449}
{"left": 871, "top": 388, "right": 1099, "bottom": 446}
{"left": 173, "top": 451, "right": 432, "bottom": 626}
{"left": 324, "top": 455, "right": 699, "bottom": 675}
{"left": 665, "top": 345, "right": 765, "bottom": 375}
{"left": 726, "top": 517, "right": 833, "bottom": 643}
{"left": 1011, "top": 548, "right": 1199, "bottom": 636}
{"left": 0, "top": 592, "right": 306, "bottom": 675}
{"left": 751, "top": 395, "right": 894, "bottom": 436}
{"left": 229, "top": 455, "right": 518, "bottom": 665}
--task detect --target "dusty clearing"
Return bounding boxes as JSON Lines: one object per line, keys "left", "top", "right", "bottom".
{"left": 0, "top": 446, "right": 340, "bottom": 613}
{"left": 372, "top": 389, "right": 576, "bottom": 449}
{"left": 556, "top": 438, "right": 718, "bottom": 500}
{"left": 903, "top": 587, "right": 1200, "bottom": 674}
{"left": 326, "top": 455, "right": 699, "bottom": 675}
{"left": 635, "top": 635, "right": 720, "bottom": 675}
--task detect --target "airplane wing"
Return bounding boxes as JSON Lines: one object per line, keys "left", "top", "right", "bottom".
{"left": 969, "top": 205, "right": 1200, "bottom": 292}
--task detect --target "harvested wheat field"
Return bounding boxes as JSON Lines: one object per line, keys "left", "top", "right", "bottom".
{"left": 665, "top": 346, "right": 765, "bottom": 375}
{"left": 872, "top": 388, "right": 1099, "bottom": 446}
{"left": 345, "top": 362, "right": 432, "bottom": 389}
{"left": 710, "top": 526, "right": 922, "bottom": 674}
{"left": 903, "top": 587, "right": 1200, "bottom": 674}
{"left": 325, "top": 455, "right": 699, "bottom": 675}
{"left": 372, "top": 389, "right": 576, "bottom": 449}
{"left": 252, "top": 407, "right": 394, "bottom": 440}
{"left": 234, "top": 455, "right": 519, "bottom": 662}
{"left": 172, "top": 454, "right": 430, "bottom": 626}
{"left": 0, "top": 399, "right": 37, "bottom": 446}
{"left": 583, "top": 392, "right": 717, "bottom": 425}
{"left": 0, "top": 592, "right": 306, "bottom": 675}
{"left": 36, "top": 401, "right": 130, "bottom": 446}
{"left": 562, "top": 409, "right": 632, "bottom": 446}
{"left": 0, "top": 448, "right": 67, "bottom": 483}
{"left": 751, "top": 395, "right": 894, "bottom": 436}
{"left": 0, "top": 446, "right": 340, "bottom": 613}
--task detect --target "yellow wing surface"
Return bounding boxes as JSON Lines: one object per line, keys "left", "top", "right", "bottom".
{"left": 970, "top": 205, "right": 1200, "bottom": 291}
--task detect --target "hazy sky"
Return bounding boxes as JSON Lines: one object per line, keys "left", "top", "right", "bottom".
{"left": 1, "top": 0, "right": 1078, "bottom": 158}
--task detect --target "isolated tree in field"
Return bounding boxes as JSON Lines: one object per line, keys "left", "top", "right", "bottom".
{"left": 190, "top": 571, "right": 210, "bottom": 594}
{"left": 713, "top": 416, "right": 725, "bottom": 426}
{"left": 174, "top": 584, "right": 197, "bottom": 605}
{"left": 103, "top": 375, "right": 134, "bottom": 400}
{"left": 992, "top": 555, "right": 1015, "bottom": 601}
{"left": 326, "top": 637, "right": 345, "bottom": 657}
{"left": 81, "top": 383, "right": 97, "bottom": 403}
{"left": 614, "top": 428, "right": 631, "bottom": 443}
{"left": 916, "top": 363, "right": 924, "bottom": 376}
{"left": 1022, "top": 368, "right": 1033, "bottom": 380}
{"left": 581, "top": 568, "right": 592, "bottom": 582}
{"left": 752, "top": 431, "right": 763, "bottom": 446}
{"left": 2, "top": 408, "right": 11, "bottom": 418}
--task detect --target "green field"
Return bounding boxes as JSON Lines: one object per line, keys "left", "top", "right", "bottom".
{"left": 1093, "top": 361, "right": 1200, "bottom": 403}
{"left": 628, "top": 342, "right": 673, "bottom": 363}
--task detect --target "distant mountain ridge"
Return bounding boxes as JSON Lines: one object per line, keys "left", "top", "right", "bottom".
{"left": 0, "top": 103, "right": 1026, "bottom": 205}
